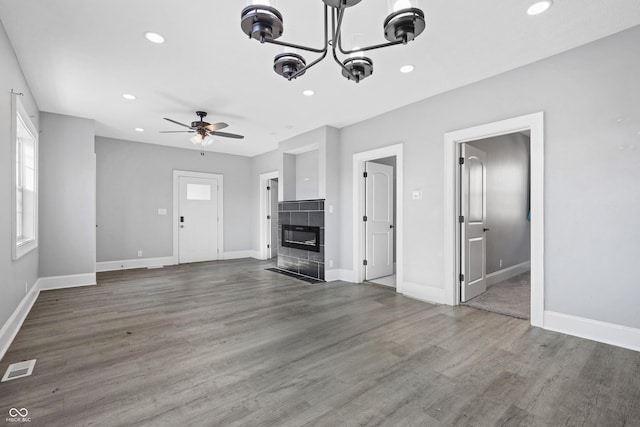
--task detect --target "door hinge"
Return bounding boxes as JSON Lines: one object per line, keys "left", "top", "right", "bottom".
{"left": 267, "top": 215, "right": 271, "bottom": 220}
{"left": 459, "top": 273, "right": 464, "bottom": 282}
{"left": 459, "top": 215, "right": 464, "bottom": 223}
{"left": 363, "top": 171, "right": 368, "bottom": 178}
{"left": 363, "top": 215, "right": 368, "bottom": 222}
{"left": 267, "top": 186, "right": 271, "bottom": 191}
{"left": 363, "top": 260, "right": 368, "bottom": 266}
{"left": 459, "top": 157, "right": 465, "bottom": 165}
{"left": 217, "top": 217, "right": 220, "bottom": 223}
{"left": 267, "top": 244, "right": 270, "bottom": 249}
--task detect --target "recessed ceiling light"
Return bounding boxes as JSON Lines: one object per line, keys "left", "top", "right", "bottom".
{"left": 303, "top": 90, "right": 315, "bottom": 96}
{"left": 400, "top": 65, "right": 415, "bottom": 74}
{"left": 144, "top": 32, "right": 165, "bottom": 44}
{"left": 122, "top": 93, "right": 136, "bottom": 100}
{"left": 527, "top": 1, "right": 553, "bottom": 16}
{"left": 135, "top": 128, "right": 144, "bottom": 132}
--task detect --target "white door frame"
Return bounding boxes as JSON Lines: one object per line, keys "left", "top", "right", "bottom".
{"left": 352, "top": 144, "right": 404, "bottom": 293}
{"left": 444, "top": 112, "right": 544, "bottom": 327}
{"left": 259, "top": 171, "right": 279, "bottom": 260}
{"left": 173, "top": 170, "right": 224, "bottom": 265}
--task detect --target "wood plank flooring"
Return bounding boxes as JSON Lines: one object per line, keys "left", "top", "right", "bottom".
{"left": 1, "top": 258, "right": 639, "bottom": 426}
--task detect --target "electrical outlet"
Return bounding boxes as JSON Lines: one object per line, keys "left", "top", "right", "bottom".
{"left": 499, "top": 259, "right": 503, "bottom": 268}
{"left": 25, "top": 281, "right": 28, "bottom": 294}
{"left": 137, "top": 250, "right": 143, "bottom": 257}
{"left": 329, "top": 260, "right": 334, "bottom": 268}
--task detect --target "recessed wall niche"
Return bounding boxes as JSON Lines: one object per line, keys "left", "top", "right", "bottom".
{"left": 283, "top": 148, "right": 319, "bottom": 201}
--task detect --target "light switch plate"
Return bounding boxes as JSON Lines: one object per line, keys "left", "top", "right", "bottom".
{"left": 158, "top": 208, "right": 167, "bottom": 215}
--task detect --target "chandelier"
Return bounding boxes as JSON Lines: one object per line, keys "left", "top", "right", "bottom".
{"left": 240, "top": 0, "right": 426, "bottom": 83}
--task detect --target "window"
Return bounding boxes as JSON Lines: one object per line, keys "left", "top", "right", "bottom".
{"left": 12, "top": 95, "right": 38, "bottom": 259}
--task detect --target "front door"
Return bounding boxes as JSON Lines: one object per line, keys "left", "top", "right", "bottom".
{"left": 365, "top": 161, "right": 394, "bottom": 281}
{"left": 179, "top": 176, "right": 219, "bottom": 263}
{"left": 461, "top": 144, "right": 487, "bottom": 301}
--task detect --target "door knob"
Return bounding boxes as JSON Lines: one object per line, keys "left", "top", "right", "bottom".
{"left": 390, "top": 225, "right": 395, "bottom": 229}
{"left": 483, "top": 228, "right": 490, "bottom": 232}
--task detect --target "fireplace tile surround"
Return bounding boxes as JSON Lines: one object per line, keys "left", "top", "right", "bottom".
{"left": 277, "top": 199, "right": 325, "bottom": 281}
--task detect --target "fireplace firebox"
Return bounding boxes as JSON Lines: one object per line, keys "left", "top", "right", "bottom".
{"left": 282, "top": 225, "right": 321, "bottom": 252}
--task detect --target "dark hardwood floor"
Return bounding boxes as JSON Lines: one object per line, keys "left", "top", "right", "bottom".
{"left": 1, "top": 259, "right": 639, "bottom": 426}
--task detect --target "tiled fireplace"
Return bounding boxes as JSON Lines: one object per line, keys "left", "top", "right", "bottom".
{"left": 277, "top": 200, "right": 325, "bottom": 281}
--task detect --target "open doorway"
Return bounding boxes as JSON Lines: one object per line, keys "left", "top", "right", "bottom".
{"left": 266, "top": 178, "right": 279, "bottom": 262}
{"left": 259, "top": 171, "right": 279, "bottom": 261}
{"left": 364, "top": 157, "right": 397, "bottom": 288}
{"left": 352, "top": 144, "right": 404, "bottom": 292}
{"left": 444, "top": 112, "right": 544, "bottom": 327}
{"left": 460, "top": 133, "right": 531, "bottom": 319}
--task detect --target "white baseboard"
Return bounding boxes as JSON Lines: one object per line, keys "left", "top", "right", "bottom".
{"left": 487, "top": 261, "right": 531, "bottom": 286}
{"left": 325, "top": 269, "right": 355, "bottom": 282}
{"left": 223, "top": 250, "right": 260, "bottom": 260}
{"left": 0, "top": 283, "right": 40, "bottom": 362}
{"left": 544, "top": 311, "right": 640, "bottom": 352}
{"left": 38, "top": 273, "right": 97, "bottom": 291}
{"left": 402, "top": 282, "right": 446, "bottom": 305}
{"left": 96, "top": 256, "right": 175, "bottom": 272}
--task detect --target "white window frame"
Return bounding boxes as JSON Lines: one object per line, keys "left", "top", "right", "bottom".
{"left": 11, "top": 95, "right": 38, "bottom": 260}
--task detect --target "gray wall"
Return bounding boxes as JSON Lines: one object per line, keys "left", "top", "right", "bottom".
{"left": 468, "top": 134, "right": 530, "bottom": 274}
{"left": 96, "top": 137, "right": 253, "bottom": 262}
{"left": 0, "top": 20, "right": 39, "bottom": 328}
{"left": 39, "top": 113, "right": 96, "bottom": 277}
{"left": 338, "top": 26, "right": 640, "bottom": 329}
{"left": 295, "top": 150, "right": 319, "bottom": 200}
{"left": 282, "top": 153, "right": 296, "bottom": 201}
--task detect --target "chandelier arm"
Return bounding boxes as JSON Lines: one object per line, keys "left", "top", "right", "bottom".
{"left": 264, "top": 4, "right": 330, "bottom": 54}
{"left": 285, "top": 5, "right": 330, "bottom": 80}
{"left": 264, "top": 39, "right": 327, "bottom": 54}
{"left": 288, "top": 49, "right": 328, "bottom": 81}
{"left": 331, "top": 8, "right": 358, "bottom": 81}
{"left": 339, "top": 39, "right": 404, "bottom": 55}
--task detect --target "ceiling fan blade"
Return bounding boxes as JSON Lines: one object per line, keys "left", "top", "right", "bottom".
{"left": 205, "top": 122, "right": 229, "bottom": 132}
{"left": 163, "top": 118, "right": 194, "bottom": 129}
{"left": 209, "top": 131, "right": 245, "bottom": 139}
{"left": 160, "top": 131, "right": 195, "bottom": 133}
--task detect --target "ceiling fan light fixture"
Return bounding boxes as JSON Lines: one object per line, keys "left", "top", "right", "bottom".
{"left": 342, "top": 57, "right": 373, "bottom": 83}
{"left": 241, "top": 1, "right": 284, "bottom": 43}
{"left": 274, "top": 53, "right": 307, "bottom": 80}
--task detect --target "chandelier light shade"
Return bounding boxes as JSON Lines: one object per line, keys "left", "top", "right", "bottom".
{"left": 240, "top": 0, "right": 426, "bottom": 83}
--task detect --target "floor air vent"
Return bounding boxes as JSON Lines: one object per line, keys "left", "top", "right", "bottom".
{"left": 1, "top": 359, "right": 36, "bottom": 382}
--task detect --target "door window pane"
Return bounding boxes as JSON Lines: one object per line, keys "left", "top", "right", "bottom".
{"left": 187, "top": 183, "right": 211, "bottom": 201}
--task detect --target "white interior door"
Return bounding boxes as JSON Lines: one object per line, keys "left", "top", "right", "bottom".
{"left": 365, "top": 161, "right": 394, "bottom": 280}
{"left": 265, "top": 179, "right": 279, "bottom": 259}
{"left": 461, "top": 144, "right": 487, "bottom": 301}
{"left": 179, "top": 176, "right": 219, "bottom": 264}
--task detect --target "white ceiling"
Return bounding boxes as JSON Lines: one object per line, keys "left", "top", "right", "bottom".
{"left": 1, "top": 1, "right": 639, "bottom": 157}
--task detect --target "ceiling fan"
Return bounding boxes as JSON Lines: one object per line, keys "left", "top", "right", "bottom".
{"left": 161, "top": 111, "right": 244, "bottom": 147}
